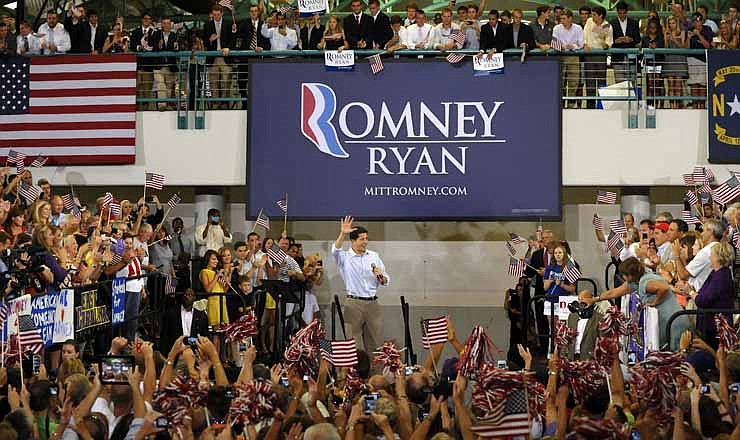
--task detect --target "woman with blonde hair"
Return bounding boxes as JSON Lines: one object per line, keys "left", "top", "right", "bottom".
{"left": 318, "top": 15, "right": 348, "bottom": 50}
{"left": 662, "top": 15, "right": 688, "bottom": 109}
{"left": 714, "top": 20, "right": 737, "bottom": 48}
{"left": 32, "top": 200, "right": 51, "bottom": 228}
{"left": 686, "top": 241, "right": 735, "bottom": 347}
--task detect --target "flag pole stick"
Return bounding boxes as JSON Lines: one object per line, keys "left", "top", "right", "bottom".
{"left": 154, "top": 206, "right": 174, "bottom": 237}
{"left": 16, "top": 311, "right": 22, "bottom": 380}
{"left": 1, "top": 301, "right": 5, "bottom": 369}
{"left": 250, "top": 208, "right": 263, "bottom": 233}
{"left": 283, "top": 193, "right": 288, "bottom": 234}
{"left": 107, "top": 204, "right": 113, "bottom": 227}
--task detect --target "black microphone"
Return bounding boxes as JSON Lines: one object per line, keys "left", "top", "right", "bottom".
{"left": 371, "top": 263, "right": 383, "bottom": 283}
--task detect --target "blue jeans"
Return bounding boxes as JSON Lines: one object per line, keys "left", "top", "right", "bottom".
{"left": 124, "top": 290, "right": 141, "bottom": 341}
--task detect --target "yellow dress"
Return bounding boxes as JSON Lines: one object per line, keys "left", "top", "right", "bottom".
{"left": 201, "top": 268, "right": 229, "bottom": 327}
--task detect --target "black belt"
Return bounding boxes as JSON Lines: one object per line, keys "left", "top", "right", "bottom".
{"left": 347, "top": 295, "right": 377, "bottom": 301}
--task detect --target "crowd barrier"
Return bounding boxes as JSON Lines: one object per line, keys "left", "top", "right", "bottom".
{"left": 664, "top": 307, "right": 740, "bottom": 349}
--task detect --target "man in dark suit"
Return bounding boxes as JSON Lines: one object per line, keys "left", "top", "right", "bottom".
{"left": 64, "top": 4, "right": 91, "bottom": 53}
{"left": 153, "top": 17, "right": 179, "bottom": 111}
{"left": 160, "top": 288, "right": 209, "bottom": 354}
{"left": 524, "top": 229, "right": 556, "bottom": 352}
{"left": 367, "top": 0, "right": 393, "bottom": 49}
{"left": 343, "top": 0, "right": 372, "bottom": 49}
{"left": 480, "top": 9, "right": 509, "bottom": 53}
{"left": 503, "top": 8, "right": 535, "bottom": 50}
{"left": 609, "top": 1, "right": 640, "bottom": 83}
{"left": 203, "top": 4, "right": 235, "bottom": 109}
{"left": 300, "top": 14, "right": 324, "bottom": 50}
{"left": 130, "top": 12, "right": 157, "bottom": 110}
{"left": 88, "top": 10, "right": 107, "bottom": 53}
{"left": 236, "top": 4, "right": 271, "bottom": 100}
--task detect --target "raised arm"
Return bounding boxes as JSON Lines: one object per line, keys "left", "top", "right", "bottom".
{"left": 334, "top": 216, "right": 354, "bottom": 250}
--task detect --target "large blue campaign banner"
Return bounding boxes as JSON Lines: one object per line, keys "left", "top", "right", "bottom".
{"left": 709, "top": 51, "right": 740, "bottom": 163}
{"left": 248, "top": 59, "right": 561, "bottom": 220}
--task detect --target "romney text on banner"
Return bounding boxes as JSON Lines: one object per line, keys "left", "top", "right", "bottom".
{"left": 709, "top": 50, "right": 740, "bottom": 164}
{"left": 0, "top": 54, "right": 136, "bottom": 165}
{"left": 247, "top": 59, "right": 561, "bottom": 220}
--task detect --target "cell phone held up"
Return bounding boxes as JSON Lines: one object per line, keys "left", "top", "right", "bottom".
{"left": 363, "top": 393, "right": 379, "bottom": 415}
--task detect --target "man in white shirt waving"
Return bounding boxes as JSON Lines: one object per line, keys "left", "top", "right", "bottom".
{"left": 261, "top": 12, "right": 298, "bottom": 51}
{"left": 332, "top": 216, "right": 389, "bottom": 351}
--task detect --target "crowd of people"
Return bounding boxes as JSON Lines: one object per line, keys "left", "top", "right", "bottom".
{"left": 0, "top": 0, "right": 737, "bottom": 108}
{"left": 0, "top": 162, "right": 739, "bottom": 439}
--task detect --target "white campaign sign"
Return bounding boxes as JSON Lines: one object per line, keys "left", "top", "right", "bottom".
{"left": 550, "top": 296, "right": 579, "bottom": 321}
{"left": 298, "top": 0, "right": 328, "bottom": 16}
{"left": 324, "top": 50, "right": 355, "bottom": 71}
{"left": 52, "top": 289, "right": 75, "bottom": 344}
{"left": 473, "top": 53, "right": 504, "bottom": 75}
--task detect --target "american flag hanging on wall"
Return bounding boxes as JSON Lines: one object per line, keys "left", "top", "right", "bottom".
{"left": 0, "top": 55, "right": 137, "bottom": 165}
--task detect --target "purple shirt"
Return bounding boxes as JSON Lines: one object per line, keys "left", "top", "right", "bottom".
{"left": 695, "top": 266, "right": 734, "bottom": 336}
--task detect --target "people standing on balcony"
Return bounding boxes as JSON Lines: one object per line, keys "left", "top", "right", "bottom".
{"left": 687, "top": 13, "right": 712, "bottom": 110}
{"left": 102, "top": 20, "right": 129, "bottom": 54}
{"left": 130, "top": 12, "right": 156, "bottom": 111}
{"left": 260, "top": 12, "right": 298, "bottom": 51}
{"left": 343, "top": 0, "right": 371, "bottom": 49}
{"left": 403, "top": 2, "right": 418, "bottom": 27}
{"left": 317, "top": 16, "right": 348, "bottom": 50}
{"left": 368, "top": 0, "right": 393, "bottom": 49}
{"left": 64, "top": 3, "right": 91, "bottom": 54}
{"left": 552, "top": 9, "right": 584, "bottom": 109}
{"left": 300, "top": 13, "right": 324, "bottom": 50}
{"left": 576, "top": 6, "right": 591, "bottom": 107}
{"left": 235, "top": 2, "right": 270, "bottom": 101}
{"left": 503, "top": 9, "right": 535, "bottom": 51}
{"left": 697, "top": 5, "right": 719, "bottom": 34}
{"left": 204, "top": 4, "right": 235, "bottom": 110}
{"left": 640, "top": 18, "right": 665, "bottom": 108}
{"left": 403, "top": 10, "right": 432, "bottom": 49}
{"left": 384, "top": 15, "right": 407, "bottom": 51}
{"left": 713, "top": 19, "right": 737, "bottom": 48}
{"left": 458, "top": 5, "right": 481, "bottom": 50}
{"left": 610, "top": 2, "right": 641, "bottom": 84}
{"left": 480, "top": 9, "right": 508, "bottom": 53}
{"left": 153, "top": 17, "right": 179, "bottom": 112}
{"left": 583, "top": 6, "right": 613, "bottom": 109}
{"left": 662, "top": 15, "right": 688, "bottom": 109}
{"left": 38, "top": 10, "right": 71, "bottom": 54}
{"left": 430, "top": 8, "right": 462, "bottom": 51}
{"left": 15, "top": 21, "right": 42, "bottom": 55}
{"left": 672, "top": 2, "right": 690, "bottom": 32}
{"left": 87, "top": 10, "right": 106, "bottom": 54}
{"left": 532, "top": 5, "right": 555, "bottom": 50}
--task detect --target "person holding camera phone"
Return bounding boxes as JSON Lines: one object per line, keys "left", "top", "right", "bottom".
{"left": 195, "top": 208, "right": 232, "bottom": 259}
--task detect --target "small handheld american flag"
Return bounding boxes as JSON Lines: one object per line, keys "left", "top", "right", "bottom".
{"left": 682, "top": 210, "right": 702, "bottom": 225}
{"left": 608, "top": 219, "right": 627, "bottom": 234}
{"left": 71, "top": 205, "right": 82, "bottom": 220}
{"left": 471, "top": 388, "right": 530, "bottom": 438}
{"left": 219, "top": 0, "right": 234, "bottom": 10}
{"left": 61, "top": 194, "right": 77, "bottom": 210}
{"left": 7, "top": 150, "right": 25, "bottom": 166}
{"left": 450, "top": 29, "right": 466, "bottom": 45}
{"left": 550, "top": 38, "right": 564, "bottom": 51}
{"left": 446, "top": 52, "right": 466, "bottom": 64}
{"left": 592, "top": 214, "right": 603, "bottom": 231}
{"left": 505, "top": 241, "right": 516, "bottom": 256}
{"left": 713, "top": 174, "right": 740, "bottom": 205}
{"left": 278, "top": 4, "right": 293, "bottom": 14}
{"left": 320, "top": 338, "right": 358, "bottom": 367}
{"left": 508, "top": 233, "right": 526, "bottom": 245}
{"left": 18, "top": 314, "right": 44, "bottom": 354}
{"left": 255, "top": 212, "right": 270, "bottom": 230}
{"left": 165, "top": 274, "right": 177, "bottom": 295}
{"left": 606, "top": 230, "right": 624, "bottom": 253}
{"left": 596, "top": 190, "right": 617, "bottom": 204}
{"left": 145, "top": 172, "right": 165, "bottom": 190}
{"left": 693, "top": 166, "right": 708, "bottom": 184}
{"left": 368, "top": 53, "right": 384, "bottom": 75}
{"left": 110, "top": 202, "right": 122, "bottom": 218}
{"left": 421, "top": 316, "right": 448, "bottom": 349}
{"left": 267, "top": 244, "right": 286, "bottom": 265}
{"left": 167, "top": 193, "right": 182, "bottom": 209}
{"left": 103, "top": 192, "right": 114, "bottom": 207}
{"left": 685, "top": 190, "right": 698, "bottom": 206}
{"left": 276, "top": 197, "right": 288, "bottom": 213}
{"left": 683, "top": 173, "right": 695, "bottom": 186}
{"left": 508, "top": 256, "right": 525, "bottom": 278}
{"left": 18, "top": 182, "right": 41, "bottom": 204}
{"left": 563, "top": 259, "right": 582, "bottom": 283}
{"left": 30, "top": 154, "right": 48, "bottom": 168}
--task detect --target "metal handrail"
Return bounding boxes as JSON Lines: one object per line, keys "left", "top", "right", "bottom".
{"left": 665, "top": 308, "right": 740, "bottom": 348}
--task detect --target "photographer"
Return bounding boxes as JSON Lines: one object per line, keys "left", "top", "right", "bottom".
{"left": 565, "top": 290, "right": 604, "bottom": 360}
{"left": 194, "top": 208, "right": 232, "bottom": 258}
